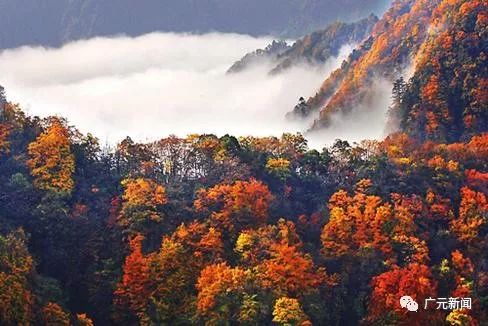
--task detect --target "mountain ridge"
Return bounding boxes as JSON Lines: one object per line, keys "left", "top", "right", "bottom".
{"left": 227, "top": 15, "right": 378, "bottom": 75}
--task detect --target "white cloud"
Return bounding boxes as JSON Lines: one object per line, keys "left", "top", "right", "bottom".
{"left": 0, "top": 32, "right": 362, "bottom": 148}
{"left": 306, "top": 78, "right": 394, "bottom": 149}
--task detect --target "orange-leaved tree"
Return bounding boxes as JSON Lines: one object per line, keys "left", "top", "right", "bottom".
{"left": 450, "top": 186, "right": 487, "bottom": 250}
{"left": 41, "top": 302, "right": 70, "bottom": 326}
{"left": 366, "top": 263, "right": 440, "bottom": 325}
{"left": 235, "top": 219, "right": 302, "bottom": 267}
{"left": 259, "top": 242, "right": 328, "bottom": 297}
{"left": 0, "top": 122, "right": 11, "bottom": 156}
{"left": 194, "top": 178, "right": 274, "bottom": 233}
{"left": 114, "top": 234, "right": 152, "bottom": 324}
{"left": 196, "top": 262, "right": 247, "bottom": 322}
{"left": 147, "top": 221, "right": 225, "bottom": 323}
{"left": 76, "top": 313, "right": 94, "bottom": 326}
{"left": 445, "top": 250, "right": 479, "bottom": 325}
{"left": 321, "top": 180, "right": 427, "bottom": 264}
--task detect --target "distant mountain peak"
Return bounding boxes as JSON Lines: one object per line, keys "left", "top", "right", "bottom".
{"left": 227, "top": 15, "right": 378, "bottom": 75}
{"left": 227, "top": 40, "right": 291, "bottom": 74}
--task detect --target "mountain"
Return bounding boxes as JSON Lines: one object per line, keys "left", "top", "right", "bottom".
{"left": 0, "top": 0, "right": 389, "bottom": 49}
{"left": 270, "top": 15, "right": 379, "bottom": 75}
{"left": 296, "top": 0, "right": 487, "bottom": 143}
{"left": 0, "top": 0, "right": 487, "bottom": 325}
{"left": 393, "top": 0, "right": 487, "bottom": 142}
{"left": 227, "top": 40, "right": 291, "bottom": 74}
{"left": 227, "top": 15, "right": 378, "bottom": 74}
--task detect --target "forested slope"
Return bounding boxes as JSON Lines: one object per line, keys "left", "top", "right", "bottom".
{"left": 227, "top": 15, "right": 378, "bottom": 75}
{"left": 298, "top": 0, "right": 487, "bottom": 144}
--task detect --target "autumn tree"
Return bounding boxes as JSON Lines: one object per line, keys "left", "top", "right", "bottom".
{"left": 27, "top": 118, "right": 75, "bottom": 193}
{"left": 115, "top": 136, "right": 153, "bottom": 177}
{"left": 266, "top": 157, "right": 292, "bottom": 181}
{"left": 194, "top": 178, "right": 274, "bottom": 234}
{"left": 146, "top": 238, "right": 197, "bottom": 323}
{"left": 444, "top": 246, "right": 485, "bottom": 324}
{"left": 114, "top": 235, "right": 152, "bottom": 324}
{"left": 445, "top": 310, "right": 476, "bottom": 326}
{"left": 118, "top": 177, "right": 167, "bottom": 237}
{"left": 321, "top": 180, "right": 427, "bottom": 265}
{"left": 272, "top": 297, "right": 310, "bottom": 325}
{"left": 239, "top": 133, "right": 307, "bottom": 160}
{"left": 0, "top": 230, "right": 34, "bottom": 325}
{"left": 114, "top": 221, "right": 225, "bottom": 324}
{"left": 235, "top": 219, "right": 302, "bottom": 267}
{"left": 75, "top": 313, "right": 94, "bottom": 326}
{"left": 366, "top": 263, "right": 441, "bottom": 325}
{"left": 449, "top": 250, "right": 477, "bottom": 314}
{"left": 196, "top": 262, "right": 247, "bottom": 323}
{"left": 147, "top": 222, "right": 224, "bottom": 323}
{"left": 450, "top": 187, "right": 487, "bottom": 252}
{"left": 259, "top": 242, "right": 327, "bottom": 298}
{"left": 41, "top": 302, "right": 70, "bottom": 326}
{"left": 233, "top": 220, "right": 328, "bottom": 323}
{"left": 0, "top": 122, "right": 11, "bottom": 156}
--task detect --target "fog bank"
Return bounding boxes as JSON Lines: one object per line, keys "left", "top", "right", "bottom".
{"left": 0, "top": 32, "right": 375, "bottom": 148}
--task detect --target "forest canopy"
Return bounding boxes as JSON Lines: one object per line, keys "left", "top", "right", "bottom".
{"left": 0, "top": 98, "right": 486, "bottom": 324}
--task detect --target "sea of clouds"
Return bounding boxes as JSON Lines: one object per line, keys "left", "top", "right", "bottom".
{"left": 0, "top": 32, "right": 390, "bottom": 148}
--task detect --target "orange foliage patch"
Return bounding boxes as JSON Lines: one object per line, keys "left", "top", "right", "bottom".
{"left": 196, "top": 263, "right": 246, "bottom": 314}
{"left": 366, "top": 263, "right": 440, "bottom": 325}
{"left": 114, "top": 235, "right": 152, "bottom": 321}
{"left": 195, "top": 178, "right": 274, "bottom": 232}
{"left": 450, "top": 187, "right": 487, "bottom": 246}
{"left": 260, "top": 243, "right": 328, "bottom": 297}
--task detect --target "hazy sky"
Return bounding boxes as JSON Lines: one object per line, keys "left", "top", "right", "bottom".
{"left": 0, "top": 32, "right": 390, "bottom": 148}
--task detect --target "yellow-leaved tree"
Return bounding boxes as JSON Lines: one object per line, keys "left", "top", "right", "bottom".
{"left": 27, "top": 118, "right": 75, "bottom": 193}
{"left": 272, "top": 297, "right": 310, "bottom": 325}
{"left": 117, "top": 178, "right": 168, "bottom": 238}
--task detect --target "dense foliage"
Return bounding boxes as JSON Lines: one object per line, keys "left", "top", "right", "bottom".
{"left": 0, "top": 97, "right": 486, "bottom": 324}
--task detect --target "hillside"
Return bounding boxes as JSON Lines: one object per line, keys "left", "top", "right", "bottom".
{"left": 297, "top": 0, "right": 487, "bottom": 143}
{"left": 227, "top": 15, "right": 378, "bottom": 74}
{"left": 0, "top": 92, "right": 486, "bottom": 325}
{"left": 394, "top": 0, "right": 487, "bottom": 142}
{"left": 0, "top": 0, "right": 388, "bottom": 49}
